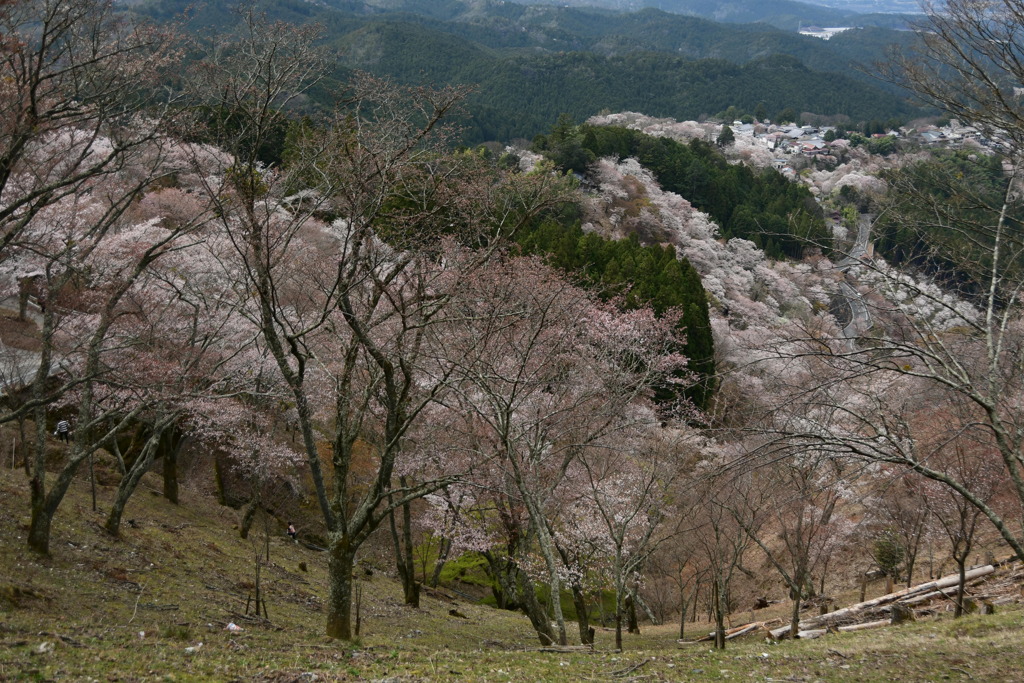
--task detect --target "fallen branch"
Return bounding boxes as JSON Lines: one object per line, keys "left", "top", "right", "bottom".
{"left": 612, "top": 658, "right": 651, "bottom": 677}
{"left": 126, "top": 582, "right": 146, "bottom": 625}
{"left": 529, "top": 645, "right": 595, "bottom": 653}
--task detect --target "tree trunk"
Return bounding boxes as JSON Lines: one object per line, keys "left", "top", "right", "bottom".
{"left": 789, "top": 585, "right": 802, "bottom": 638}
{"left": 106, "top": 430, "right": 166, "bottom": 536}
{"left": 162, "top": 431, "right": 181, "bottom": 505}
{"left": 615, "top": 593, "right": 623, "bottom": 651}
{"left": 713, "top": 577, "right": 727, "bottom": 650}
{"left": 691, "top": 579, "right": 701, "bottom": 623}
{"left": 213, "top": 453, "right": 227, "bottom": 506}
{"left": 429, "top": 536, "right": 450, "bottom": 587}
{"left": 679, "top": 603, "right": 686, "bottom": 640}
{"left": 570, "top": 582, "right": 592, "bottom": 645}
{"left": 520, "top": 573, "right": 556, "bottom": 645}
{"left": 326, "top": 538, "right": 357, "bottom": 640}
{"left": 531, "top": 515, "right": 568, "bottom": 645}
{"left": 678, "top": 585, "right": 690, "bottom": 639}
{"left": 626, "top": 593, "right": 640, "bottom": 634}
{"left": 388, "top": 493, "right": 420, "bottom": 608}
{"left": 634, "top": 591, "right": 658, "bottom": 626}
{"left": 28, "top": 483, "right": 55, "bottom": 555}
{"left": 106, "top": 465, "right": 148, "bottom": 536}
{"left": 28, "top": 441, "right": 87, "bottom": 555}
{"left": 483, "top": 551, "right": 519, "bottom": 610}
{"left": 954, "top": 557, "right": 966, "bottom": 618}
{"left": 18, "top": 283, "right": 29, "bottom": 321}
{"left": 240, "top": 496, "right": 259, "bottom": 540}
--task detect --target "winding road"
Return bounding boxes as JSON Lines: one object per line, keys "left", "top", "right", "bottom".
{"left": 834, "top": 213, "right": 874, "bottom": 341}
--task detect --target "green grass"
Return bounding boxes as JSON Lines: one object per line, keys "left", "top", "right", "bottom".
{"left": 1, "top": 465, "right": 1023, "bottom": 681}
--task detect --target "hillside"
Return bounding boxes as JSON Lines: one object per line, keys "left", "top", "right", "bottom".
{"left": 2, "top": 465, "right": 1023, "bottom": 680}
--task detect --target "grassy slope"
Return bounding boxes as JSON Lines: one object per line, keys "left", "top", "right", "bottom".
{"left": 1, "top": 464, "right": 1023, "bottom": 681}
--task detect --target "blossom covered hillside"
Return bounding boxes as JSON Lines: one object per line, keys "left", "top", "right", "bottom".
{"left": 572, "top": 152, "right": 836, "bottom": 352}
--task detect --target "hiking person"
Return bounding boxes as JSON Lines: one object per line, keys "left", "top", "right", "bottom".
{"left": 287, "top": 523, "right": 297, "bottom": 542}
{"left": 55, "top": 419, "right": 71, "bottom": 443}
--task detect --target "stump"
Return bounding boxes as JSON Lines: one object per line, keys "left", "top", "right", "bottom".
{"left": 890, "top": 603, "right": 915, "bottom": 625}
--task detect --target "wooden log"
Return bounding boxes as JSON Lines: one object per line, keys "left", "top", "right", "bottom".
{"left": 837, "top": 619, "right": 888, "bottom": 633}
{"left": 798, "top": 565, "right": 995, "bottom": 631}
{"left": 692, "top": 619, "right": 780, "bottom": 643}
{"left": 901, "top": 589, "right": 955, "bottom": 606}
{"left": 724, "top": 623, "right": 759, "bottom": 640}
{"left": 796, "top": 629, "right": 827, "bottom": 639}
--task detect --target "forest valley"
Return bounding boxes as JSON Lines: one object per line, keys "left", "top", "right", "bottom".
{"left": 4, "top": 0, "right": 1024, "bottom": 666}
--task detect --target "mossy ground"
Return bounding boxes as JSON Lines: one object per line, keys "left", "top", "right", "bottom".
{"left": 1, "top": 466, "right": 1023, "bottom": 681}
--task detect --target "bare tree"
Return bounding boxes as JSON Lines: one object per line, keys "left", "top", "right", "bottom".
{"left": 871, "top": 474, "right": 932, "bottom": 588}
{"left": 726, "top": 447, "right": 850, "bottom": 638}
{"left": 0, "top": 0, "right": 180, "bottom": 257}
{"left": 692, "top": 470, "right": 756, "bottom": 650}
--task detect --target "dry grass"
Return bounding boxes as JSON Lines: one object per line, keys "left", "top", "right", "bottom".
{"left": 1, "top": 464, "right": 1023, "bottom": 681}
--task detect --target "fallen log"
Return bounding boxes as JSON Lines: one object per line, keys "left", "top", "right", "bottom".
{"left": 797, "top": 629, "right": 827, "bottom": 640}
{"left": 690, "top": 619, "right": 780, "bottom": 643}
{"left": 797, "top": 565, "right": 995, "bottom": 631}
{"left": 837, "top": 619, "right": 888, "bottom": 633}
{"left": 725, "top": 623, "right": 760, "bottom": 640}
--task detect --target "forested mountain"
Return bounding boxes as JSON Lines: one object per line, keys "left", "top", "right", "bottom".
{"left": 358, "top": 0, "right": 919, "bottom": 30}
{"left": 139, "top": 0, "right": 923, "bottom": 143}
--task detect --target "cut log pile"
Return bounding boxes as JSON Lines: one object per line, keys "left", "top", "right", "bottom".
{"left": 683, "top": 558, "right": 1022, "bottom": 645}
{"left": 691, "top": 619, "right": 782, "bottom": 643}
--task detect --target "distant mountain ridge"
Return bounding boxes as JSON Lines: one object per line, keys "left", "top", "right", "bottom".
{"left": 139, "top": 0, "right": 925, "bottom": 142}
{"left": 357, "top": 0, "right": 923, "bottom": 30}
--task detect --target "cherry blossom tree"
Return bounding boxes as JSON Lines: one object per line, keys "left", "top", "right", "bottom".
{"left": 185, "top": 12, "right": 575, "bottom": 638}
{"left": 96, "top": 245, "right": 273, "bottom": 536}
{"left": 446, "top": 255, "right": 691, "bottom": 645}
{"left": 8, "top": 194, "right": 200, "bottom": 553}
{"left": 0, "top": 0, "right": 181, "bottom": 257}
{"left": 576, "top": 428, "right": 690, "bottom": 650}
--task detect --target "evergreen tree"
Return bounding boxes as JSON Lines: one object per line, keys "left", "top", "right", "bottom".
{"left": 717, "top": 125, "right": 736, "bottom": 147}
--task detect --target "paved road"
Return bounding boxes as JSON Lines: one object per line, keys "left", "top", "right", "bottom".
{"left": 838, "top": 281, "right": 871, "bottom": 339}
{"left": 834, "top": 213, "right": 874, "bottom": 341}
{"left": 0, "top": 295, "right": 44, "bottom": 394}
